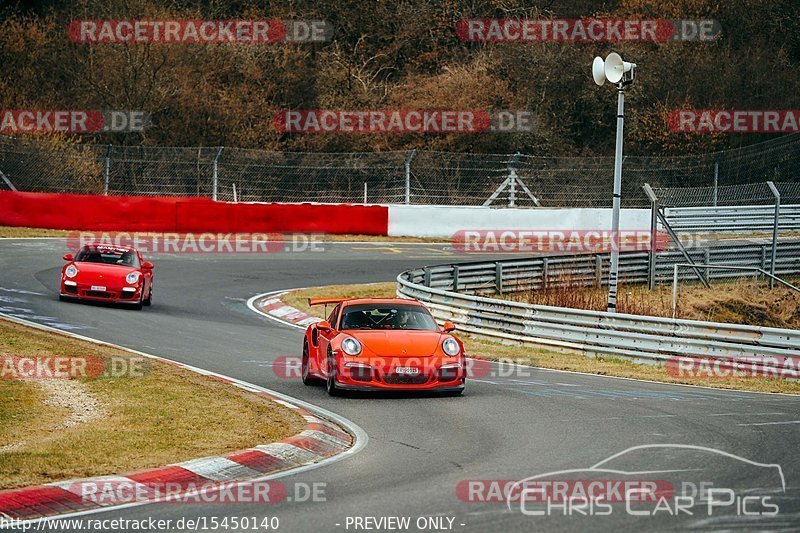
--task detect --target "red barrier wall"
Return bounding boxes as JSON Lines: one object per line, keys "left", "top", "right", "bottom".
{"left": 0, "top": 191, "right": 389, "bottom": 235}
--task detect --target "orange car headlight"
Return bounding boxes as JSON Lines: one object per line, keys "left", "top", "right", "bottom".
{"left": 442, "top": 337, "right": 460, "bottom": 356}
{"left": 341, "top": 337, "right": 362, "bottom": 356}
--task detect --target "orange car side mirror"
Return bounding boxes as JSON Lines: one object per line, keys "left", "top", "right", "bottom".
{"left": 442, "top": 321, "right": 456, "bottom": 332}
{"left": 317, "top": 320, "right": 332, "bottom": 332}
{"left": 141, "top": 261, "right": 154, "bottom": 270}
{"left": 62, "top": 253, "right": 74, "bottom": 261}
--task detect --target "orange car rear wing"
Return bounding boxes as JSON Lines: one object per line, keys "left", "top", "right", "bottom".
{"left": 308, "top": 298, "right": 350, "bottom": 307}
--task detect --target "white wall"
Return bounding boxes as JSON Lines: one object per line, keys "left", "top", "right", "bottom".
{"left": 387, "top": 205, "right": 651, "bottom": 238}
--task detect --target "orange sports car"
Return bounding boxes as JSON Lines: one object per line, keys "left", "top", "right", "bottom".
{"left": 302, "top": 298, "right": 465, "bottom": 396}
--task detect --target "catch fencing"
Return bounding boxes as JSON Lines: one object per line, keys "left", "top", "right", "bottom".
{"left": 1, "top": 133, "right": 799, "bottom": 207}
{"left": 397, "top": 241, "right": 800, "bottom": 370}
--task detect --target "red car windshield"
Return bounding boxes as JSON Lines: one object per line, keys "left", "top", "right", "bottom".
{"left": 74, "top": 246, "right": 140, "bottom": 268}
{"left": 340, "top": 303, "right": 438, "bottom": 331}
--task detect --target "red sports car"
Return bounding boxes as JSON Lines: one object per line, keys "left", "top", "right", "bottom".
{"left": 302, "top": 298, "right": 466, "bottom": 396}
{"left": 60, "top": 243, "right": 154, "bottom": 309}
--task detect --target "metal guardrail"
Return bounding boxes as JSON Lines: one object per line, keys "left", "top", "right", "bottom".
{"left": 410, "top": 241, "right": 800, "bottom": 294}
{"left": 665, "top": 204, "right": 800, "bottom": 232}
{"left": 397, "top": 241, "right": 800, "bottom": 372}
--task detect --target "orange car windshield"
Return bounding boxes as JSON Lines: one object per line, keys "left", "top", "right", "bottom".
{"left": 340, "top": 304, "right": 438, "bottom": 331}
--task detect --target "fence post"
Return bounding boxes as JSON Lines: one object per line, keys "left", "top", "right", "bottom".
{"left": 103, "top": 144, "right": 112, "bottom": 195}
{"left": 672, "top": 264, "right": 679, "bottom": 318}
{"left": 507, "top": 152, "right": 522, "bottom": 207}
{"left": 643, "top": 183, "right": 659, "bottom": 290}
{"left": 713, "top": 160, "right": 719, "bottom": 207}
{"left": 404, "top": 149, "right": 416, "bottom": 205}
{"left": 703, "top": 249, "right": 711, "bottom": 284}
{"left": 212, "top": 147, "right": 224, "bottom": 201}
{"left": 363, "top": 182, "right": 368, "bottom": 204}
{"left": 767, "top": 181, "right": 781, "bottom": 288}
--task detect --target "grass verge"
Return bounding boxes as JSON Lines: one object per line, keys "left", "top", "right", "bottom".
{"left": 0, "top": 226, "right": 445, "bottom": 242}
{"left": 284, "top": 282, "right": 800, "bottom": 395}
{"left": 0, "top": 318, "right": 306, "bottom": 489}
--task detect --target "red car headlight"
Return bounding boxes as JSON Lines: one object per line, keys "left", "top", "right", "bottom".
{"left": 65, "top": 265, "right": 78, "bottom": 278}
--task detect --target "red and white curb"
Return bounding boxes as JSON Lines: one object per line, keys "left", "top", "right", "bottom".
{"left": 254, "top": 292, "right": 321, "bottom": 329}
{"left": 0, "top": 313, "right": 367, "bottom": 524}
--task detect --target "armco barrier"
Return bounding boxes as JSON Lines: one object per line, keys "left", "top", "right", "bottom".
{"left": 665, "top": 204, "right": 800, "bottom": 233}
{"left": 412, "top": 241, "right": 800, "bottom": 293}
{"left": 397, "top": 242, "right": 800, "bottom": 372}
{"left": 0, "top": 191, "right": 389, "bottom": 235}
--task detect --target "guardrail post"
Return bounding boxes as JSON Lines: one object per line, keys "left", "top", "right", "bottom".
{"left": 761, "top": 245, "right": 767, "bottom": 271}
{"left": 212, "top": 147, "right": 224, "bottom": 201}
{"left": 452, "top": 265, "right": 460, "bottom": 292}
{"left": 595, "top": 255, "right": 603, "bottom": 287}
{"left": 103, "top": 144, "right": 112, "bottom": 195}
{"left": 423, "top": 267, "right": 432, "bottom": 287}
{"left": 495, "top": 263, "right": 503, "bottom": 294}
{"left": 703, "top": 249, "right": 711, "bottom": 284}
{"left": 767, "top": 181, "right": 781, "bottom": 288}
{"left": 404, "top": 149, "right": 416, "bottom": 204}
{"left": 541, "top": 258, "right": 549, "bottom": 291}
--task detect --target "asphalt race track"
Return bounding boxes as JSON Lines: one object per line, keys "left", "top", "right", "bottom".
{"left": 2, "top": 238, "right": 800, "bottom": 532}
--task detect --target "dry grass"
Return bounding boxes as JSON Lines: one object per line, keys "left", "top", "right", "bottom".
{"left": 0, "top": 319, "right": 305, "bottom": 489}
{"left": 281, "top": 282, "right": 800, "bottom": 395}
{"left": 0, "top": 226, "right": 71, "bottom": 238}
{"left": 500, "top": 276, "right": 800, "bottom": 329}
{"left": 282, "top": 282, "right": 396, "bottom": 314}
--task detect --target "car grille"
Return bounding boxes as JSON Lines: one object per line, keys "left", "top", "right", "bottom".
{"left": 383, "top": 372, "right": 429, "bottom": 385}
{"left": 84, "top": 290, "right": 114, "bottom": 298}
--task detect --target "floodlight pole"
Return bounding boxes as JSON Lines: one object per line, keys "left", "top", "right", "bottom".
{"left": 607, "top": 82, "right": 625, "bottom": 313}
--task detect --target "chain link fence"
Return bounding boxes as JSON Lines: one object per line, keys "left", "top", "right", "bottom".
{"left": 0, "top": 134, "right": 798, "bottom": 206}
